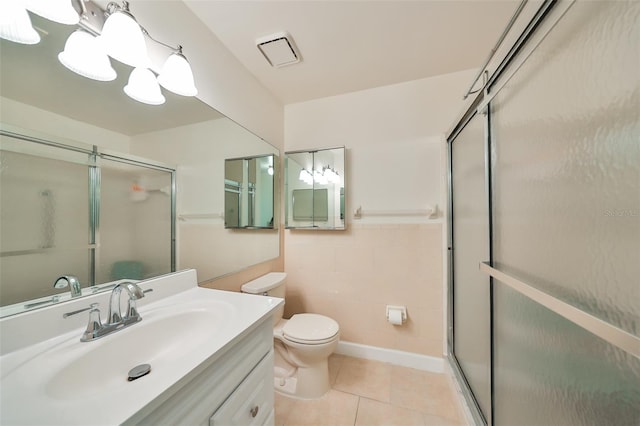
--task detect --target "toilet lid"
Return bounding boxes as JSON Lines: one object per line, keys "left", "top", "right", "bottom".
{"left": 282, "top": 313, "right": 339, "bottom": 344}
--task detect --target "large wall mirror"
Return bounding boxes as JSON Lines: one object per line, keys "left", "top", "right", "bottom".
{"left": 0, "top": 12, "right": 279, "bottom": 317}
{"left": 285, "top": 147, "right": 346, "bottom": 230}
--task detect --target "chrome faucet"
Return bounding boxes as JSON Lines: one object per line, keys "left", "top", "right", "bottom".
{"left": 64, "top": 281, "right": 146, "bottom": 342}
{"left": 107, "top": 281, "right": 145, "bottom": 325}
{"left": 53, "top": 275, "right": 82, "bottom": 298}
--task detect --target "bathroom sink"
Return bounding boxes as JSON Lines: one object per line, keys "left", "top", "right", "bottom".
{"left": 45, "top": 306, "right": 228, "bottom": 399}
{"left": 2, "top": 299, "right": 234, "bottom": 404}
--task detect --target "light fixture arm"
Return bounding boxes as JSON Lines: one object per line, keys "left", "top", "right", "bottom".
{"left": 140, "top": 26, "right": 183, "bottom": 55}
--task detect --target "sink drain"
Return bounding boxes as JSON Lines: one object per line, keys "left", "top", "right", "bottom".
{"left": 128, "top": 364, "right": 151, "bottom": 381}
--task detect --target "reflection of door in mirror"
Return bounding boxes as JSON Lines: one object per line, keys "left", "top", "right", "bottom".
{"left": 224, "top": 159, "right": 243, "bottom": 227}
{"left": 0, "top": 133, "right": 175, "bottom": 317}
{"left": 224, "top": 155, "right": 275, "bottom": 229}
{"left": 98, "top": 158, "right": 173, "bottom": 283}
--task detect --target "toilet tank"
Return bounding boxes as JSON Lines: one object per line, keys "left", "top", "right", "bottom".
{"left": 241, "top": 272, "right": 286, "bottom": 322}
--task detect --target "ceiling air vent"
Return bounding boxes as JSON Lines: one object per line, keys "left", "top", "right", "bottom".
{"left": 256, "top": 32, "right": 301, "bottom": 68}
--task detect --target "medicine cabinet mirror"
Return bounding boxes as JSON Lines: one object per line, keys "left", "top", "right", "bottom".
{"left": 224, "top": 154, "right": 276, "bottom": 229}
{"left": 285, "top": 147, "right": 346, "bottom": 230}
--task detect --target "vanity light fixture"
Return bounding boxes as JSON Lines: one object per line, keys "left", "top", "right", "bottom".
{"left": 0, "top": 0, "right": 198, "bottom": 106}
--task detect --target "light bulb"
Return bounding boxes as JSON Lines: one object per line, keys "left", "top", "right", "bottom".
{"left": 26, "top": 0, "right": 79, "bottom": 25}
{"left": 158, "top": 50, "right": 197, "bottom": 97}
{"left": 124, "top": 67, "right": 165, "bottom": 106}
{"left": 99, "top": 8, "right": 151, "bottom": 68}
{"left": 58, "top": 30, "right": 116, "bottom": 81}
{"left": 0, "top": 1, "right": 40, "bottom": 45}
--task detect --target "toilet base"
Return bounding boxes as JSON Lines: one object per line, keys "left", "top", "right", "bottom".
{"left": 273, "top": 361, "right": 331, "bottom": 399}
{"left": 273, "top": 345, "right": 332, "bottom": 399}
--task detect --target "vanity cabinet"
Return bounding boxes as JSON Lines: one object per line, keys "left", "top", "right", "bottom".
{"left": 126, "top": 320, "right": 275, "bottom": 426}
{"left": 210, "top": 350, "right": 274, "bottom": 425}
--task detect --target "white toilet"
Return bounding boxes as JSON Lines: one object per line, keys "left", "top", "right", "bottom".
{"left": 242, "top": 272, "right": 340, "bottom": 399}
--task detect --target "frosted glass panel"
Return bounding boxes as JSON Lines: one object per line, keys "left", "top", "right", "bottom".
{"left": 0, "top": 150, "right": 90, "bottom": 305}
{"left": 490, "top": 0, "right": 640, "bottom": 335}
{"left": 494, "top": 282, "right": 640, "bottom": 425}
{"left": 451, "top": 113, "right": 491, "bottom": 419}
{"left": 97, "top": 159, "right": 172, "bottom": 283}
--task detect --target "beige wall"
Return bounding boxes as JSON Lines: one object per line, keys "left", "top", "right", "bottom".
{"left": 283, "top": 70, "right": 474, "bottom": 358}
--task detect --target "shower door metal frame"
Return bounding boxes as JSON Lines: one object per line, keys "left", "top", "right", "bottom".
{"left": 446, "top": 92, "right": 493, "bottom": 426}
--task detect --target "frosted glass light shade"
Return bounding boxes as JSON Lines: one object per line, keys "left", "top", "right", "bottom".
{"left": 99, "top": 10, "right": 150, "bottom": 68}
{"left": 26, "top": 0, "right": 79, "bottom": 25}
{"left": 0, "top": 2, "right": 40, "bottom": 45}
{"left": 58, "top": 30, "right": 116, "bottom": 81}
{"left": 124, "top": 67, "right": 165, "bottom": 106}
{"left": 158, "top": 52, "right": 198, "bottom": 96}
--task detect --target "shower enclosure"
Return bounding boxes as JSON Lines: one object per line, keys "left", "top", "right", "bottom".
{"left": 0, "top": 129, "right": 175, "bottom": 312}
{"left": 447, "top": 1, "right": 640, "bottom": 425}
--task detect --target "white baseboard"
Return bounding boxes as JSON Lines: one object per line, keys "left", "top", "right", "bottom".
{"left": 335, "top": 341, "right": 444, "bottom": 373}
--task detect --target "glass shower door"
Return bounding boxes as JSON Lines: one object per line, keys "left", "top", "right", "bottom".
{"left": 449, "top": 110, "right": 491, "bottom": 423}
{"left": 97, "top": 157, "right": 173, "bottom": 284}
{"left": 488, "top": 0, "right": 640, "bottom": 423}
{"left": 0, "top": 137, "right": 91, "bottom": 305}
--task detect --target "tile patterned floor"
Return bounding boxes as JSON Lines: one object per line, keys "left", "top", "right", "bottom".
{"left": 274, "top": 355, "right": 467, "bottom": 426}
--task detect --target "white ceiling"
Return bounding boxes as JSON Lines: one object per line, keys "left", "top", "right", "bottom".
{"left": 184, "top": 0, "right": 520, "bottom": 104}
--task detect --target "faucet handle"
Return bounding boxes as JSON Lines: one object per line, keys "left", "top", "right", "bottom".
{"left": 81, "top": 303, "right": 103, "bottom": 342}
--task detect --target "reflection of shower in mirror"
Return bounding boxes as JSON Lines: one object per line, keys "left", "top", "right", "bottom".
{"left": 130, "top": 179, "right": 171, "bottom": 202}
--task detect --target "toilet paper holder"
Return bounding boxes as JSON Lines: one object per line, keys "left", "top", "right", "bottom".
{"left": 386, "top": 305, "right": 407, "bottom": 325}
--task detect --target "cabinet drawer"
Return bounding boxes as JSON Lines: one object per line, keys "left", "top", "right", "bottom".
{"left": 210, "top": 350, "right": 274, "bottom": 426}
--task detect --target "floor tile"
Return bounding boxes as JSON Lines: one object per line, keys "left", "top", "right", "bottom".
{"left": 423, "top": 413, "right": 464, "bottom": 426}
{"left": 281, "top": 389, "right": 359, "bottom": 426}
{"left": 355, "top": 397, "right": 426, "bottom": 426}
{"left": 274, "top": 391, "right": 297, "bottom": 426}
{"left": 390, "top": 365, "right": 461, "bottom": 421}
{"left": 333, "top": 356, "right": 392, "bottom": 402}
{"left": 275, "top": 355, "right": 467, "bottom": 426}
{"left": 328, "top": 353, "right": 345, "bottom": 385}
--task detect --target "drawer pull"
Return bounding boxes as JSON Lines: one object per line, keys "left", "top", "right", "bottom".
{"left": 250, "top": 406, "right": 259, "bottom": 418}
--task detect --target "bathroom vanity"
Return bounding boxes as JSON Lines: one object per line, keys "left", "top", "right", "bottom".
{"left": 0, "top": 270, "right": 283, "bottom": 425}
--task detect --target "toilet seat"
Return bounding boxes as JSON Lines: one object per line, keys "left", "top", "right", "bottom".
{"left": 282, "top": 314, "right": 339, "bottom": 345}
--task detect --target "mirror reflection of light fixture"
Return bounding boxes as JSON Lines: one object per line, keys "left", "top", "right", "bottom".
{"left": 268, "top": 165, "right": 275, "bottom": 176}
{"left": 99, "top": 1, "right": 151, "bottom": 69}
{"left": 299, "top": 169, "right": 313, "bottom": 185}
{"left": 0, "top": 1, "right": 41, "bottom": 45}
{"left": 124, "top": 67, "right": 166, "bottom": 105}
{"left": 26, "top": 0, "right": 80, "bottom": 26}
{"left": 323, "top": 166, "right": 340, "bottom": 184}
{"left": 58, "top": 30, "right": 116, "bottom": 81}
{"left": 299, "top": 166, "right": 340, "bottom": 185}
